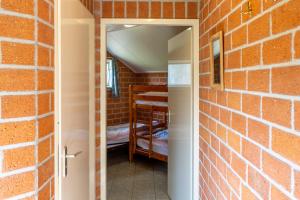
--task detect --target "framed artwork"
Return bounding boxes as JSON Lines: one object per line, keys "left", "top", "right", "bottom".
{"left": 209, "top": 31, "right": 224, "bottom": 90}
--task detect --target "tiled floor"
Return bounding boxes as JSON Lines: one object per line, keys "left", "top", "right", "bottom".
{"left": 107, "top": 148, "right": 169, "bottom": 200}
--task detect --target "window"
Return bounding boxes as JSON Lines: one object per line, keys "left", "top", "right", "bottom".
{"left": 106, "top": 59, "right": 113, "bottom": 88}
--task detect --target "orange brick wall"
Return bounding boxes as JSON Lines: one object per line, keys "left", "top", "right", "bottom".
{"left": 94, "top": 1, "right": 198, "bottom": 199}
{"left": 0, "top": 0, "right": 54, "bottom": 199}
{"left": 106, "top": 59, "right": 137, "bottom": 126}
{"left": 199, "top": 0, "right": 300, "bottom": 199}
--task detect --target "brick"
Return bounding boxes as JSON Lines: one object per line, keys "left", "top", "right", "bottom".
{"left": 242, "top": 94, "right": 260, "bottom": 117}
{"left": 187, "top": 2, "right": 197, "bottom": 19}
{"left": 227, "top": 92, "right": 240, "bottom": 111}
{"left": 1, "top": 95, "right": 35, "bottom": 118}
{"left": 1, "top": 42, "right": 35, "bottom": 65}
{"left": 220, "top": 0, "right": 231, "bottom": 18}
{"left": 38, "top": 182, "right": 50, "bottom": 200}
{"left": 248, "top": 166, "right": 269, "bottom": 199}
{"left": 220, "top": 142, "right": 231, "bottom": 164}
{"left": 272, "top": 66, "right": 300, "bottom": 96}
{"left": 263, "top": 34, "right": 291, "bottom": 65}
{"left": 1, "top": 0, "right": 34, "bottom": 15}
{"left": 262, "top": 152, "right": 291, "bottom": 190}
{"left": 38, "top": 93, "right": 50, "bottom": 115}
{"left": 151, "top": 2, "right": 161, "bottom": 19}
{"left": 0, "top": 15, "right": 34, "bottom": 40}
{"left": 38, "top": 0, "right": 50, "bottom": 22}
{"left": 38, "top": 70, "right": 54, "bottom": 90}
{"left": 262, "top": 97, "right": 291, "bottom": 127}
{"left": 232, "top": 26, "right": 247, "bottom": 49}
{"left": 227, "top": 168, "right": 240, "bottom": 194}
{"left": 220, "top": 108, "right": 231, "bottom": 126}
{"left": 228, "top": 9, "right": 241, "bottom": 31}
{"left": 38, "top": 22, "right": 54, "bottom": 45}
{"left": 242, "top": 44, "right": 260, "bottom": 67}
{"left": 231, "top": 0, "right": 241, "bottom": 8}
{"left": 272, "top": 0, "right": 300, "bottom": 34}
{"left": 248, "top": 118, "right": 269, "bottom": 148}
{"left": 0, "top": 69, "right": 35, "bottom": 91}
{"left": 231, "top": 112, "right": 246, "bottom": 135}
{"left": 242, "top": 139, "right": 261, "bottom": 167}
{"left": 295, "top": 171, "right": 300, "bottom": 199}
{"left": 271, "top": 186, "right": 289, "bottom": 200}
{"left": 228, "top": 130, "right": 241, "bottom": 153}
{"left": 138, "top": 2, "right": 149, "bottom": 18}
{"left": 248, "top": 13, "right": 270, "bottom": 43}
{"left": 295, "top": 102, "right": 300, "bottom": 131}
{"left": 231, "top": 153, "right": 246, "bottom": 180}
{"left": 3, "top": 146, "right": 35, "bottom": 172}
{"left": 38, "top": 45, "right": 50, "bottom": 67}
{"left": 38, "top": 138, "right": 51, "bottom": 162}
{"left": 163, "top": 2, "right": 173, "bottom": 18}
{"left": 126, "top": 1, "right": 137, "bottom": 18}
{"left": 114, "top": 1, "right": 124, "bottom": 18}
{"left": 232, "top": 71, "right": 246, "bottom": 90}
{"left": 38, "top": 115, "right": 54, "bottom": 138}
{"left": 0, "top": 172, "right": 34, "bottom": 199}
{"left": 272, "top": 128, "right": 300, "bottom": 165}
{"left": 242, "top": 185, "right": 257, "bottom": 200}
{"left": 175, "top": 2, "right": 185, "bottom": 19}
{"left": 295, "top": 31, "right": 300, "bottom": 58}
{"left": 0, "top": 121, "right": 35, "bottom": 146}
{"left": 38, "top": 157, "right": 54, "bottom": 187}
{"left": 227, "top": 50, "right": 241, "bottom": 69}
{"left": 102, "top": 1, "right": 112, "bottom": 18}
{"left": 224, "top": 34, "right": 231, "bottom": 52}
{"left": 216, "top": 124, "right": 227, "bottom": 142}
{"left": 224, "top": 72, "right": 231, "bottom": 89}
{"left": 247, "top": 69, "right": 270, "bottom": 92}
{"left": 263, "top": 0, "right": 283, "bottom": 10}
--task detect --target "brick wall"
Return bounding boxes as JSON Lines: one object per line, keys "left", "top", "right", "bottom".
{"left": 199, "top": 0, "right": 300, "bottom": 199}
{"left": 94, "top": 1, "right": 198, "bottom": 199}
{"left": 0, "top": 0, "right": 54, "bottom": 199}
{"left": 106, "top": 59, "right": 137, "bottom": 126}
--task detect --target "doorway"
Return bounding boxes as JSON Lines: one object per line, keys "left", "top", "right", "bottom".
{"left": 100, "top": 19, "right": 199, "bottom": 200}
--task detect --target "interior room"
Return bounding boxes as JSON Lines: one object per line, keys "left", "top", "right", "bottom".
{"left": 105, "top": 24, "right": 189, "bottom": 199}
{"left": 0, "top": 0, "right": 300, "bottom": 200}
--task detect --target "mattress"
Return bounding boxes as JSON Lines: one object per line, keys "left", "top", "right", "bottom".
{"left": 107, "top": 123, "right": 143, "bottom": 146}
{"left": 137, "top": 129, "right": 168, "bottom": 156}
{"left": 135, "top": 100, "right": 168, "bottom": 107}
{"left": 106, "top": 121, "right": 160, "bottom": 147}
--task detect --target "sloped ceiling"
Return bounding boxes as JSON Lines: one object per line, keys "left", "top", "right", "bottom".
{"left": 107, "top": 25, "right": 189, "bottom": 73}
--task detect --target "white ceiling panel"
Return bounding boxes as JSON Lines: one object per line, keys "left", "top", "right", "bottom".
{"left": 107, "top": 25, "right": 189, "bottom": 72}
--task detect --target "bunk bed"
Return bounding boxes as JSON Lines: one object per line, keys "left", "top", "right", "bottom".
{"left": 129, "top": 85, "right": 169, "bottom": 162}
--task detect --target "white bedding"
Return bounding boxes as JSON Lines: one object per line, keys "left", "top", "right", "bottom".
{"left": 137, "top": 130, "right": 168, "bottom": 156}
{"left": 107, "top": 123, "right": 144, "bottom": 146}
{"left": 106, "top": 121, "right": 160, "bottom": 147}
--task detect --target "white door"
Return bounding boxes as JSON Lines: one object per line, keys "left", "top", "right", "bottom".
{"left": 58, "top": 0, "right": 95, "bottom": 199}
{"left": 168, "top": 28, "right": 193, "bottom": 200}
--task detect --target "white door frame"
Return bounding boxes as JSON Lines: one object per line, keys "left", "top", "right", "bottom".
{"left": 54, "top": 0, "right": 95, "bottom": 199}
{"left": 100, "top": 19, "right": 199, "bottom": 200}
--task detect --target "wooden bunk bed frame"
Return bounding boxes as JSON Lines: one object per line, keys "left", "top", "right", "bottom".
{"left": 129, "top": 85, "right": 168, "bottom": 162}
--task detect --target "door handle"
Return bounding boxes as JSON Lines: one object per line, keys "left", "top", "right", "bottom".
{"left": 63, "top": 146, "right": 82, "bottom": 177}
{"left": 66, "top": 151, "right": 83, "bottom": 158}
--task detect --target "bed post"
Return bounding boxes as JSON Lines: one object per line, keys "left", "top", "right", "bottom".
{"left": 129, "top": 85, "right": 133, "bottom": 162}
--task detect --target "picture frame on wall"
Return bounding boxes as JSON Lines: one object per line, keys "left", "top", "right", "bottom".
{"left": 209, "top": 31, "right": 224, "bottom": 90}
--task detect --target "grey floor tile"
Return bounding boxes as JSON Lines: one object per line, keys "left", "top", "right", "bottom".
{"left": 107, "top": 148, "right": 169, "bottom": 200}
